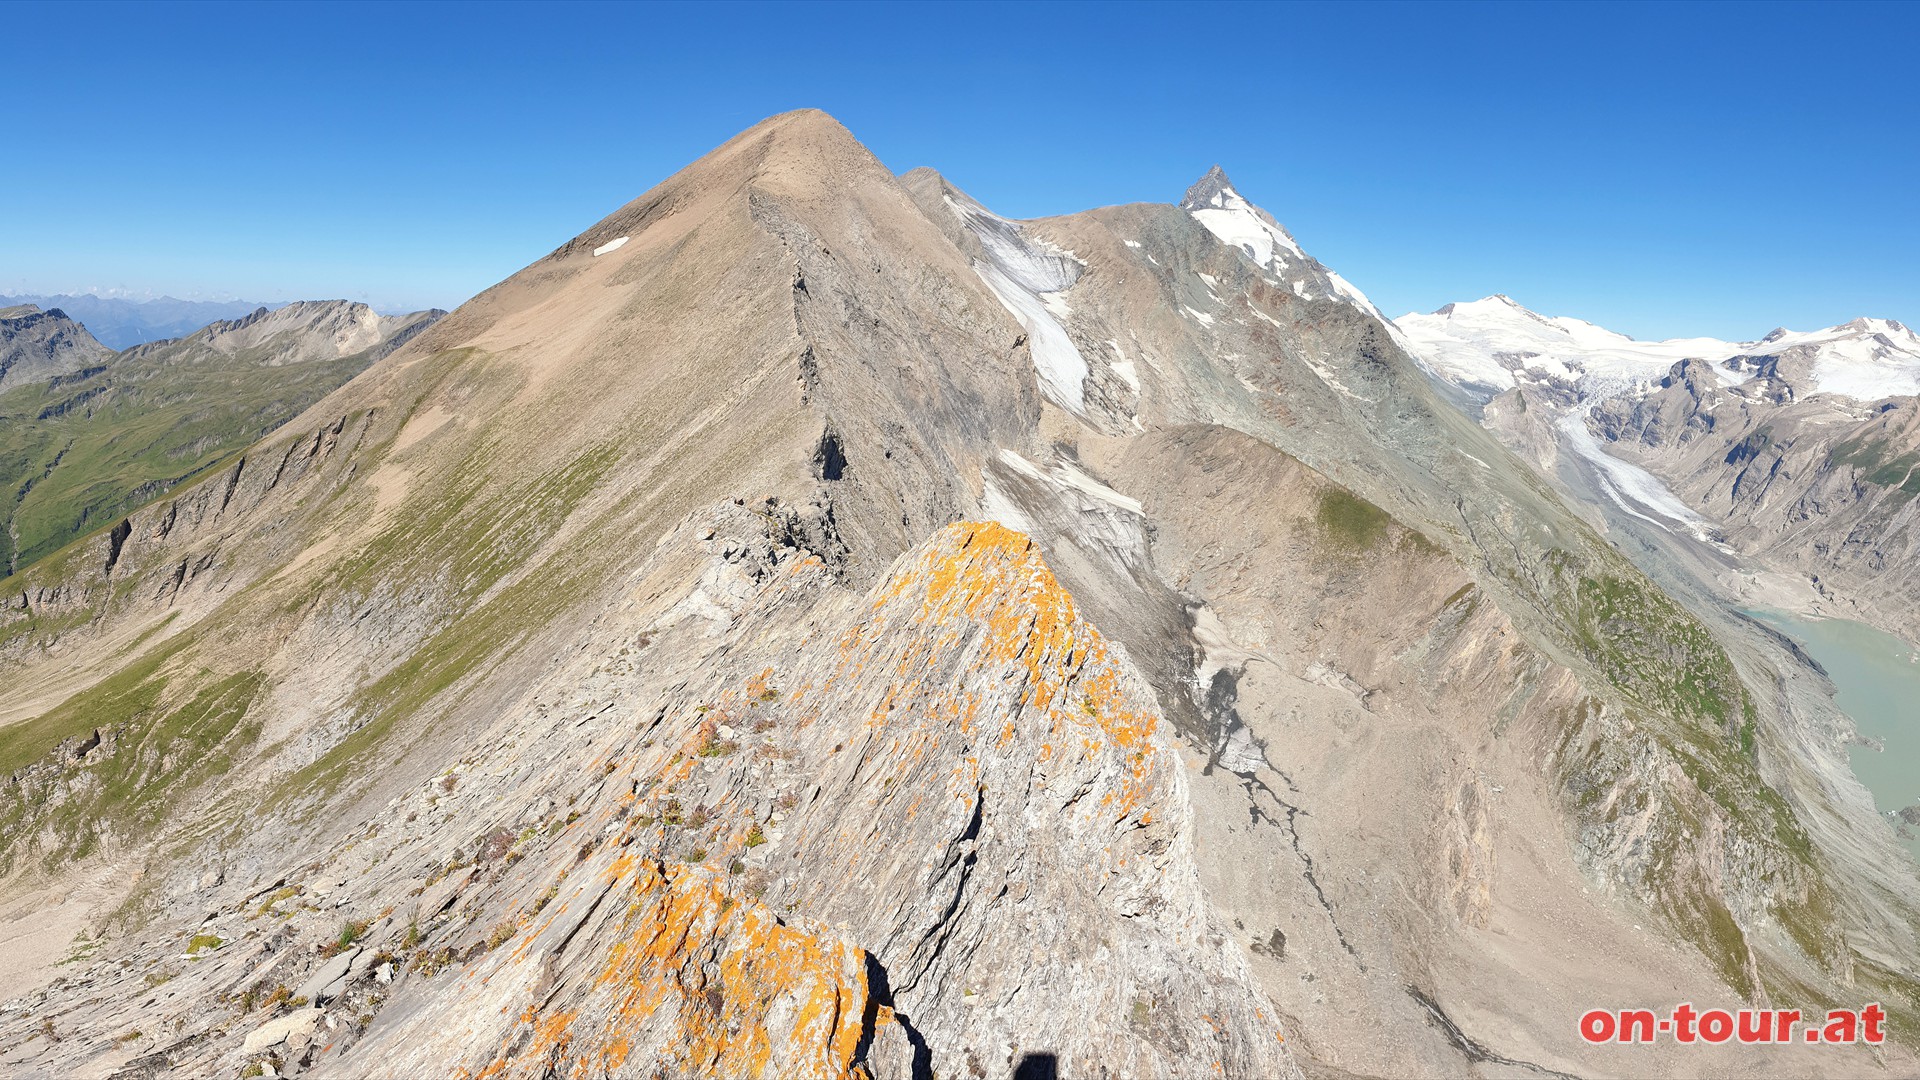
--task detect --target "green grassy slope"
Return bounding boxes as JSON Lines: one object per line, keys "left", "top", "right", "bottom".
{"left": 1, "top": 311, "right": 434, "bottom": 576}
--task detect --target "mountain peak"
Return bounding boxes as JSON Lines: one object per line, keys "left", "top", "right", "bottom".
{"left": 1839, "top": 315, "right": 1915, "bottom": 341}
{"left": 1433, "top": 295, "right": 1531, "bottom": 318}
{"left": 704, "top": 107, "right": 869, "bottom": 171}
{"left": 1179, "top": 165, "right": 1240, "bottom": 211}
{"left": 0, "top": 300, "right": 114, "bottom": 393}
{"left": 733, "top": 106, "right": 857, "bottom": 147}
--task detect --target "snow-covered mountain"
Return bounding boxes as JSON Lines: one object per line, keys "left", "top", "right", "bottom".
{"left": 1181, "top": 165, "right": 1409, "bottom": 332}
{"left": 1400, "top": 295, "right": 1920, "bottom": 644}
{"left": 1400, "top": 294, "right": 1920, "bottom": 403}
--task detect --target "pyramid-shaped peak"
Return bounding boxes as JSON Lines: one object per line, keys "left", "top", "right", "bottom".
{"left": 700, "top": 107, "right": 874, "bottom": 168}
{"left": 741, "top": 107, "right": 856, "bottom": 141}
{"left": 532, "top": 108, "right": 890, "bottom": 271}
{"left": 1180, "top": 165, "right": 1243, "bottom": 211}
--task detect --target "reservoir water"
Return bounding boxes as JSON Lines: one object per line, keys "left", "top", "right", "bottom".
{"left": 1746, "top": 609, "right": 1920, "bottom": 860}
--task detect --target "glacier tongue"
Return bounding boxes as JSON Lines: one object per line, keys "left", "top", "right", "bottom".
{"left": 1556, "top": 404, "right": 1718, "bottom": 540}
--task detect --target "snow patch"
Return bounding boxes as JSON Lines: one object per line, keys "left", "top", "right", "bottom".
{"left": 1188, "top": 184, "right": 1304, "bottom": 271}
{"left": 980, "top": 449, "right": 1147, "bottom": 573}
{"left": 1107, "top": 340, "right": 1140, "bottom": 392}
{"left": 1190, "top": 604, "right": 1273, "bottom": 775}
{"left": 1301, "top": 355, "right": 1371, "bottom": 403}
{"left": 946, "top": 193, "right": 1090, "bottom": 414}
{"left": 592, "top": 236, "right": 629, "bottom": 257}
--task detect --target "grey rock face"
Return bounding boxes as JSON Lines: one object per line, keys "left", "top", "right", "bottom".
{"left": 294, "top": 947, "right": 358, "bottom": 1005}
{"left": 0, "top": 305, "right": 111, "bottom": 392}
{"left": 1178, "top": 164, "right": 1239, "bottom": 211}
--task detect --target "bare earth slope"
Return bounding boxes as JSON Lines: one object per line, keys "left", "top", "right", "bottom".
{"left": 0, "top": 111, "right": 1914, "bottom": 1079}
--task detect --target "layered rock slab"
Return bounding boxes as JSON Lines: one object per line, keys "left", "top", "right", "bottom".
{"left": 327, "top": 522, "right": 1292, "bottom": 1079}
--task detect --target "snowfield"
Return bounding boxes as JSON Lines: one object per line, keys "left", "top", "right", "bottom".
{"left": 1398, "top": 296, "right": 1920, "bottom": 402}
{"left": 942, "top": 192, "right": 1090, "bottom": 415}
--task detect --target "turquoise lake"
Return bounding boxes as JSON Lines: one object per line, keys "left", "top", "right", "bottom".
{"left": 1746, "top": 609, "right": 1920, "bottom": 860}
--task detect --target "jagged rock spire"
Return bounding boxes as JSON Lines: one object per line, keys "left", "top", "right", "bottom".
{"left": 1179, "top": 164, "right": 1239, "bottom": 211}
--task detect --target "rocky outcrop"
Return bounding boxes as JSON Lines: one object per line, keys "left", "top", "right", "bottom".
{"left": 325, "top": 522, "right": 1293, "bottom": 1079}
{"left": 371, "top": 859, "right": 884, "bottom": 1080}
{"left": 1588, "top": 357, "right": 1721, "bottom": 449}
{"left": 0, "top": 305, "right": 111, "bottom": 393}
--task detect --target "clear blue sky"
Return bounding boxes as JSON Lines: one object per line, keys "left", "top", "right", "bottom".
{"left": 6, "top": 0, "right": 1914, "bottom": 339}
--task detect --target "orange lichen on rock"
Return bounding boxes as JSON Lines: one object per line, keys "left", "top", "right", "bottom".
{"left": 471, "top": 859, "right": 874, "bottom": 1079}
{"left": 853, "top": 522, "right": 1163, "bottom": 812}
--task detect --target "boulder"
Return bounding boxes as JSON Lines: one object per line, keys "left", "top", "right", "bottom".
{"left": 415, "top": 867, "right": 476, "bottom": 924}
{"left": 295, "top": 947, "right": 359, "bottom": 1004}
{"left": 242, "top": 1007, "right": 323, "bottom": 1053}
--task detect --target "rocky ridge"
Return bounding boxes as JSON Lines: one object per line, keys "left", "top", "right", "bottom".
{"left": 0, "top": 111, "right": 1913, "bottom": 1078}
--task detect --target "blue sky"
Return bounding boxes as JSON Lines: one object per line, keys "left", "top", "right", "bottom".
{"left": 6, "top": 0, "right": 1914, "bottom": 339}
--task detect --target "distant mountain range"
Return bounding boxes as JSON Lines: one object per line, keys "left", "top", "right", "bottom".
{"left": 0, "top": 293, "right": 288, "bottom": 349}
{"left": 1399, "top": 296, "right": 1920, "bottom": 643}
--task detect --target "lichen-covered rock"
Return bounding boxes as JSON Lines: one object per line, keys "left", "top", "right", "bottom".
{"left": 327, "top": 522, "right": 1294, "bottom": 1079}
{"left": 765, "top": 522, "right": 1293, "bottom": 1077}
{"left": 365, "top": 858, "right": 877, "bottom": 1080}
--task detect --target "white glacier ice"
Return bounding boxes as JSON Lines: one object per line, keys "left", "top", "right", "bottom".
{"left": 944, "top": 193, "right": 1090, "bottom": 415}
